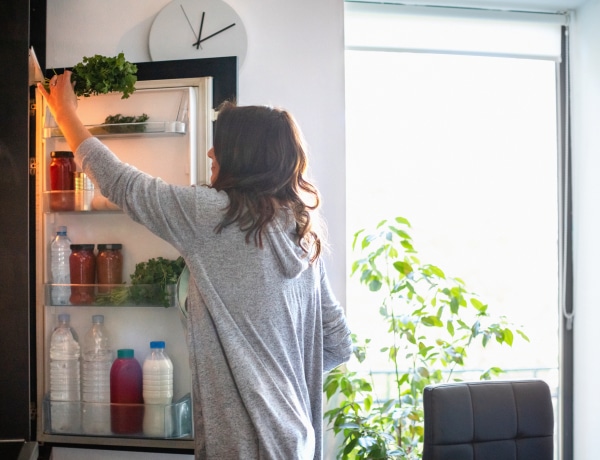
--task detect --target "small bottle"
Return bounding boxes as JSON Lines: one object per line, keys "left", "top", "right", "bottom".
{"left": 49, "top": 313, "right": 81, "bottom": 433}
{"left": 81, "top": 315, "right": 112, "bottom": 435}
{"left": 110, "top": 349, "right": 143, "bottom": 435}
{"left": 96, "top": 244, "right": 123, "bottom": 294}
{"left": 49, "top": 150, "right": 76, "bottom": 211}
{"left": 50, "top": 226, "right": 72, "bottom": 305}
{"left": 69, "top": 244, "right": 96, "bottom": 305}
{"left": 143, "top": 341, "right": 174, "bottom": 437}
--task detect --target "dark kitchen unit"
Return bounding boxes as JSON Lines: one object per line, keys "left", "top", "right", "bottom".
{"left": 0, "top": 1, "right": 41, "bottom": 458}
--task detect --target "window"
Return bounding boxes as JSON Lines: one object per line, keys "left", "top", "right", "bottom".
{"left": 344, "top": 2, "right": 570, "bottom": 457}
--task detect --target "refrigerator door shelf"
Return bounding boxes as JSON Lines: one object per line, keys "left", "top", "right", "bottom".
{"left": 45, "top": 283, "right": 178, "bottom": 308}
{"left": 43, "top": 121, "right": 186, "bottom": 139}
{"left": 44, "top": 191, "right": 134, "bottom": 213}
{"left": 43, "top": 394, "right": 193, "bottom": 439}
{"left": 44, "top": 190, "right": 98, "bottom": 213}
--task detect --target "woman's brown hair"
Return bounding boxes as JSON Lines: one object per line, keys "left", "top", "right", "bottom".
{"left": 210, "top": 101, "right": 323, "bottom": 262}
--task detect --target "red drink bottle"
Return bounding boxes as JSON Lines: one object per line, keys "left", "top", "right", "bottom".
{"left": 110, "top": 349, "right": 143, "bottom": 434}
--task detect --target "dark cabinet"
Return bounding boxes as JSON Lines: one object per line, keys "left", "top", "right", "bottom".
{"left": 0, "top": 0, "right": 37, "bottom": 444}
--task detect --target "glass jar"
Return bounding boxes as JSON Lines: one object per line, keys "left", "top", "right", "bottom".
{"left": 49, "top": 151, "right": 76, "bottom": 211}
{"left": 97, "top": 244, "right": 123, "bottom": 293}
{"left": 69, "top": 244, "right": 96, "bottom": 304}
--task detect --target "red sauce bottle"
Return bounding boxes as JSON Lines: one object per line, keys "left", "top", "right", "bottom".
{"left": 110, "top": 349, "right": 144, "bottom": 435}
{"left": 96, "top": 244, "right": 123, "bottom": 294}
{"left": 49, "top": 151, "right": 76, "bottom": 211}
{"left": 69, "top": 244, "right": 96, "bottom": 305}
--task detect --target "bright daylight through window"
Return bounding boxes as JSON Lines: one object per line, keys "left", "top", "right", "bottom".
{"left": 341, "top": 4, "right": 566, "bottom": 456}
{"left": 345, "top": 50, "right": 559, "bottom": 382}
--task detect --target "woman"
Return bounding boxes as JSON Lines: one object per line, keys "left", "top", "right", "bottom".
{"left": 39, "top": 72, "right": 352, "bottom": 459}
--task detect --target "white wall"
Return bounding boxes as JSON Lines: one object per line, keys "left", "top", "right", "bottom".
{"left": 569, "top": 1, "right": 600, "bottom": 459}
{"left": 46, "top": 0, "right": 347, "bottom": 300}
{"left": 46, "top": 0, "right": 346, "bottom": 458}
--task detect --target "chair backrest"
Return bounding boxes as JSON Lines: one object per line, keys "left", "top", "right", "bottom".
{"left": 422, "top": 379, "right": 554, "bottom": 460}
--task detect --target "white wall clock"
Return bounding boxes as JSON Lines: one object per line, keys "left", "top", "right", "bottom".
{"left": 149, "top": 0, "right": 247, "bottom": 67}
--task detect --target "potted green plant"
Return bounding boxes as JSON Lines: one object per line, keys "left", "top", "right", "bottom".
{"left": 324, "top": 216, "right": 528, "bottom": 459}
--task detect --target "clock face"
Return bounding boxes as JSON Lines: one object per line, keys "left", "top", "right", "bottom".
{"left": 149, "top": 0, "right": 247, "bottom": 66}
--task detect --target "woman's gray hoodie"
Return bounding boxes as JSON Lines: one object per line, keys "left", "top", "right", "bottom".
{"left": 77, "top": 137, "right": 353, "bottom": 459}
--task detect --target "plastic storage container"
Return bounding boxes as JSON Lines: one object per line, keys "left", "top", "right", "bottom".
{"left": 49, "top": 313, "right": 81, "bottom": 433}
{"left": 50, "top": 226, "right": 71, "bottom": 305}
{"left": 110, "top": 349, "right": 143, "bottom": 435}
{"left": 143, "top": 341, "right": 174, "bottom": 437}
{"left": 82, "top": 314, "right": 113, "bottom": 435}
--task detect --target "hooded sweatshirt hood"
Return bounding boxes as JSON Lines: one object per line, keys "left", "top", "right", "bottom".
{"left": 265, "top": 215, "right": 311, "bottom": 279}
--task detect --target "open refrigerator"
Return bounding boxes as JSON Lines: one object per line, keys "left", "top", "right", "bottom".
{"left": 33, "top": 76, "right": 213, "bottom": 451}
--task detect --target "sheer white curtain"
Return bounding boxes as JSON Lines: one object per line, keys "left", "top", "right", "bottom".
{"left": 345, "top": 2, "right": 567, "bottom": 59}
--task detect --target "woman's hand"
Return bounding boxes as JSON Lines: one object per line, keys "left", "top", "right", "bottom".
{"left": 37, "top": 70, "right": 78, "bottom": 125}
{"left": 36, "top": 70, "right": 92, "bottom": 152}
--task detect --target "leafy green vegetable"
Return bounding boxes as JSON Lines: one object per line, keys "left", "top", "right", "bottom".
{"left": 44, "top": 53, "right": 138, "bottom": 99}
{"left": 130, "top": 256, "right": 185, "bottom": 285}
{"left": 94, "top": 286, "right": 130, "bottom": 306}
{"left": 92, "top": 256, "right": 185, "bottom": 307}
{"left": 89, "top": 113, "right": 150, "bottom": 134}
{"left": 71, "top": 53, "right": 138, "bottom": 99}
{"left": 103, "top": 113, "right": 149, "bottom": 125}
{"left": 129, "top": 256, "right": 186, "bottom": 307}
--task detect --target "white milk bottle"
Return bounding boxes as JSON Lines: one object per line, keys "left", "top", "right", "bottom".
{"left": 142, "top": 341, "right": 174, "bottom": 437}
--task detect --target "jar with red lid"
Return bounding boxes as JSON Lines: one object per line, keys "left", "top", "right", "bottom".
{"left": 97, "top": 244, "right": 123, "bottom": 294}
{"left": 49, "top": 151, "right": 76, "bottom": 211}
{"left": 69, "top": 244, "right": 96, "bottom": 304}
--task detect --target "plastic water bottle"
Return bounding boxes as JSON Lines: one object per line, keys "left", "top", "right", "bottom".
{"left": 50, "top": 226, "right": 71, "bottom": 305}
{"left": 49, "top": 313, "right": 81, "bottom": 433}
{"left": 143, "top": 341, "right": 174, "bottom": 437}
{"left": 82, "top": 315, "right": 112, "bottom": 402}
{"left": 81, "top": 314, "right": 112, "bottom": 435}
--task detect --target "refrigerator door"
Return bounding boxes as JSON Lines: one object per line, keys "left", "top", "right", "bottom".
{"left": 35, "top": 77, "right": 212, "bottom": 450}
{"left": 0, "top": 0, "right": 33, "bottom": 446}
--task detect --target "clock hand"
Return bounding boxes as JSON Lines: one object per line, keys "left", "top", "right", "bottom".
{"left": 180, "top": 5, "right": 198, "bottom": 42}
{"left": 193, "top": 12, "right": 206, "bottom": 49}
{"left": 192, "top": 23, "right": 236, "bottom": 47}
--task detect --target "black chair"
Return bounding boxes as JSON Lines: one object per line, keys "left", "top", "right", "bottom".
{"left": 422, "top": 379, "right": 554, "bottom": 460}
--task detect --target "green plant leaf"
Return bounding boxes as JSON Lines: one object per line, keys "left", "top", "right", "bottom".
{"left": 394, "top": 216, "right": 411, "bottom": 226}
{"left": 368, "top": 279, "right": 382, "bottom": 292}
{"left": 470, "top": 297, "right": 487, "bottom": 312}
{"left": 352, "top": 229, "right": 365, "bottom": 250}
{"left": 393, "top": 260, "right": 413, "bottom": 276}
{"left": 421, "top": 315, "right": 443, "bottom": 327}
{"left": 501, "top": 328, "right": 514, "bottom": 346}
